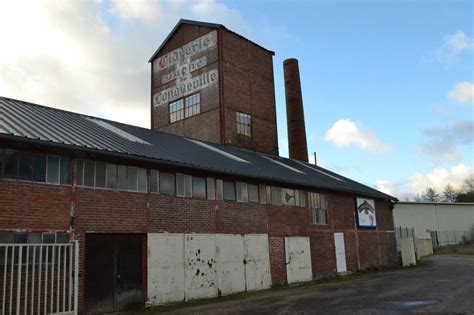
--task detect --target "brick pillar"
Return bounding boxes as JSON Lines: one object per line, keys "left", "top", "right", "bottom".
{"left": 283, "top": 58, "right": 308, "bottom": 162}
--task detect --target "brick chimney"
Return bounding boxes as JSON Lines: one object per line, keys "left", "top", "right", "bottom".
{"left": 283, "top": 58, "right": 308, "bottom": 162}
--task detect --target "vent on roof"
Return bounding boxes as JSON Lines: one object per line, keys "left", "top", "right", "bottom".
{"left": 87, "top": 118, "right": 151, "bottom": 145}
{"left": 187, "top": 139, "right": 249, "bottom": 163}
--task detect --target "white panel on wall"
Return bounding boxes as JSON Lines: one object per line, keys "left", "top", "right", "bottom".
{"left": 285, "top": 236, "right": 313, "bottom": 284}
{"left": 215, "top": 234, "right": 246, "bottom": 295}
{"left": 147, "top": 234, "right": 185, "bottom": 305}
{"left": 244, "top": 234, "right": 271, "bottom": 291}
{"left": 184, "top": 234, "right": 218, "bottom": 301}
{"left": 334, "top": 233, "right": 347, "bottom": 273}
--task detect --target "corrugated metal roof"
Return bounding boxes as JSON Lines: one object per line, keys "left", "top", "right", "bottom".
{"left": 0, "top": 96, "right": 395, "bottom": 200}
{"left": 148, "top": 19, "right": 275, "bottom": 62}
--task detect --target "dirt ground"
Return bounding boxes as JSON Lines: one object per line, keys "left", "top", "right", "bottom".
{"left": 139, "top": 255, "right": 474, "bottom": 314}
{"left": 435, "top": 243, "right": 474, "bottom": 255}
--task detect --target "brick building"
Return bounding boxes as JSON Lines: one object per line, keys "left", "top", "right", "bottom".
{"left": 0, "top": 19, "right": 398, "bottom": 314}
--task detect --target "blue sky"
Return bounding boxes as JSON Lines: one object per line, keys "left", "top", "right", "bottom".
{"left": 0, "top": 0, "right": 472, "bottom": 199}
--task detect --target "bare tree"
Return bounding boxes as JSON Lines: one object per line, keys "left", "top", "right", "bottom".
{"left": 443, "top": 184, "right": 457, "bottom": 203}
{"left": 422, "top": 187, "right": 440, "bottom": 202}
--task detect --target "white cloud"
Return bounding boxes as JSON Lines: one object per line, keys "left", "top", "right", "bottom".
{"left": 324, "top": 119, "right": 392, "bottom": 154}
{"left": 0, "top": 0, "right": 247, "bottom": 128}
{"left": 448, "top": 81, "right": 474, "bottom": 105}
{"left": 111, "top": 0, "right": 162, "bottom": 24}
{"left": 405, "top": 163, "right": 473, "bottom": 197}
{"left": 376, "top": 180, "right": 397, "bottom": 196}
{"left": 430, "top": 30, "right": 473, "bottom": 67}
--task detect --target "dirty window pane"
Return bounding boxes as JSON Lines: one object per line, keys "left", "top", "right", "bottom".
{"left": 184, "top": 175, "right": 192, "bottom": 197}
{"left": 192, "top": 177, "right": 206, "bottom": 198}
{"left": 18, "top": 153, "right": 32, "bottom": 180}
{"left": 266, "top": 186, "right": 272, "bottom": 204}
{"left": 127, "top": 166, "right": 138, "bottom": 191}
{"left": 299, "top": 191, "right": 306, "bottom": 207}
{"left": 14, "top": 233, "right": 28, "bottom": 244}
{"left": 206, "top": 178, "right": 215, "bottom": 200}
{"left": 248, "top": 184, "right": 259, "bottom": 203}
{"left": 106, "top": 163, "right": 117, "bottom": 189}
{"left": 176, "top": 173, "right": 185, "bottom": 196}
{"left": 42, "top": 233, "right": 56, "bottom": 244}
{"left": 160, "top": 172, "right": 175, "bottom": 195}
{"left": 223, "top": 181, "right": 235, "bottom": 201}
{"left": 32, "top": 155, "right": 46, "bottom": 182}
{"left": 216, "top": 179, "right": 223, "bottom": 200}
{"left": 76, "top": 160, "right": 84, "bottom": 186}
{"left": 47, "top": 156, "right": 60, "bottom": 184}
{"left": 271, "top": 186, "right": 282, "bottom": 206}
{"left": 56, "top": 234, "right": 70, "bottom": 243}
{"left": 95, "top": 162, "right": 106, "bottom": 188}
{"left": 151, "top": 170, "right": 159, "bottom": 193}
{"left": 4, "top": 150, "right": 18, "bottom": 179}
{"left": 137, "top": 168, "right": 147, "bottom": 192}
{"left": 60, "top": 158, "right": 70, "bottom": 185}
{"left": 0, "top": 233, "right": 14, "bottom": 243}
{"left": 117, "top": 165, "right": 128, "bottom": 190}
{"left": 83, "top": 160, "right": 95, "bottom": 187}
{"left": 28, "top": 233, "right": 42, "bottom": 244}
{"left": 0, "top": 149, "right": 3, "bottom": 177}
{"left": 236, "top": 182, "right": 248, "bottom": 202}
{"left": 259, "top": 185, "right": 267, "bottom": 204}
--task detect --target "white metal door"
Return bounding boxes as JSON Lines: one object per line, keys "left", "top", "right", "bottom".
{"left": 334, "top": 233, "right": 347, "bottom": 273}
{"left": 285, "top": 237, "right": 312, "bottom": 284}
{"left": 0, "top": 241, "right": 79, "bottom": 315}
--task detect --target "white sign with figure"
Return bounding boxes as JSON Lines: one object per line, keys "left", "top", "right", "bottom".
{"left": 356, "top": 197, "right": 377, "bottom": 228}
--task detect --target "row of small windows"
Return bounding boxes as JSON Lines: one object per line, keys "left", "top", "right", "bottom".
{"left": 149, "top": 170, "right": 305, "bottom": 207}
{"left": 0, "top": 149, "right": 70, "bottom": 185}
{"left": 76, "top": 160, "right": 147, "bottom": 192}
{"left": 169, "top": 93, "right": 201, "bottom": 123}
{"left": 0, "top": 150, "right": 327, "bottom": 212}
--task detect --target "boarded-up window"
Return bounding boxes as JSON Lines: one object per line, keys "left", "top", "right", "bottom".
{"left": 248, "top": 184, "right": 259, "bottom": 203}
{"left": 259, "top": 185, "right": 267, "bottom": 204}
{"left": 137, "top": 168, "right": 147, "bottom": 192}
{"left": 127, "top": 166, "right": 138, "bottom": 191}
{"left": 236, "top": 182, "right": 248, "bottom": 202}
{"left": 271, "top": 186, "right": 282, "bottom": 206}
{"left": 282, "top": 188, "right": 296, "bottom": 206}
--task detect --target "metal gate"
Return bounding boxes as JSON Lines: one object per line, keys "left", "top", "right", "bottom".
{"left": 0, "top": 241, "right": 79, "bottom": 315}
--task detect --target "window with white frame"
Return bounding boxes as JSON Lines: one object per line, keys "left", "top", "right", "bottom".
{"left": 169, "top": 99, "right": 184, "bottom": 123}
{"left": 309, "top": 192, "right": 329, "bottom": 225}
{"left": 236, "top": 112, "right": 251, "bottom": 137}
{"left": 185, "top": 93, "right": 200, "bottom": 118}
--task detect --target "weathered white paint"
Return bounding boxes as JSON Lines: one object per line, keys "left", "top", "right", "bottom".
{"left": 394, "top": 202, "right": 474, "bottom": 238}
{"left": 285, "top": 237, "right": 313, "bottom": 284}
{"left": 215, "top": 234, "right": 246, "bottom": 295}
{"left": 334, "top": 233, "right": 347, "bottom": 273}
{"left": 400, "top": 237, "right": 416, "bottom": 266}
{"left": 147, "top": 233, "right": 271, "bottom": 306}
{"left": 184, "top": 234, "right": 218, "bottom": 301}
{"left": 244, "top": 234, "right": 271, "bottom": 291}
{"left": 415, "top": 238, "right": 433, "bottom": 258}
{"left": 147, "top": 234, "right": 185, "bottom": 304}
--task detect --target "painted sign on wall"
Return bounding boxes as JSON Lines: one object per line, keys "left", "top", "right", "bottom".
{"left": 153, "top": 31, "right": 218, "bottom": 107}
{"left": 356, "top": 197, "right": 377, "bottom": 228}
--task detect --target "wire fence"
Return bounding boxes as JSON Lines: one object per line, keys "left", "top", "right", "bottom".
{"left": 430, "top": 230, "right": 474, "bottom": 249}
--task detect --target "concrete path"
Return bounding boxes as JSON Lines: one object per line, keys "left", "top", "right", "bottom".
{"left": 147, "top": 255, "right": 474, "bottom": 314}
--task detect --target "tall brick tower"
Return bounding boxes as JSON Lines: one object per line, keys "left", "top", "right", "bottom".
{"left": 149, "top": 19, "right": 278, "bottom": 155}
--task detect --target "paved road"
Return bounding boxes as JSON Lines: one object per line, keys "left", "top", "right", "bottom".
{"left": 151, "top": 255, "right": 474, "bottom": 314}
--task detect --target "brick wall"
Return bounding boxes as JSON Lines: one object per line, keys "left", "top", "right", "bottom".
{"left": 0, "top": 170, "right": 397, "bottom": 310}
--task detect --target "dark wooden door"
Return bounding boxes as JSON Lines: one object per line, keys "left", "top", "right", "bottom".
{"left": 85, "top": 234, "right": 144, "bottom": 314}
